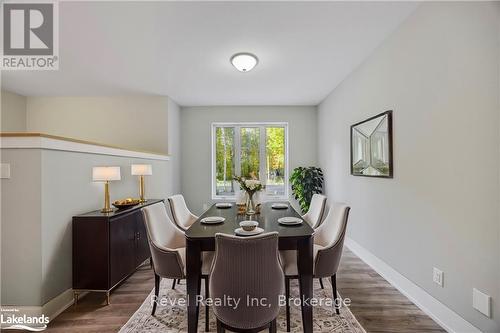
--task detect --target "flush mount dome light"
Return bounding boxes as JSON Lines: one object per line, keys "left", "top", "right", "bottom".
{"left": 230, "top": 53, "right": 258, "bottom": 72}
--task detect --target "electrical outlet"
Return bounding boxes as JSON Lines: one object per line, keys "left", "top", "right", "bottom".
{"left": 473, "top": 288, "right": 491, "bottom": 317}
{"left": 433, "top": 267, "right": 444, "bottom": 287}
{"left": 0, "top": 163, "right": 11, "bottom": 179}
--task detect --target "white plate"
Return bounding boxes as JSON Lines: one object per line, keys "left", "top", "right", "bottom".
{"left": 234, "top": 227, "right": 264, "bottom": 236}
{"left": 201, "top": 216, "right": 225, "bottom": 224}
{"left": 278, "top": 217, "right": 303, "bottom": 225}
{"left": 271, "top": 203, "right": 288, "bottom": 209}
{"left": 216, "top": 202, "right": 232, "bottom": 208}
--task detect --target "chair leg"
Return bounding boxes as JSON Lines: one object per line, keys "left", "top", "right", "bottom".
{"left": 205, "top": 277, "right": 210, "bottom": 332}
{"left": 172, "top": 278, "right": 177, "bottom": 289}
{"left": 269, "top": 319, "right": 277, "bottom": 333}
{"left": 216, "top": 319, "right": 225, "bottom": 333}
{"left": 152, "top": 274, "right": 160, "bottom": 315}
{"left": 285, "top": 277, "right": 291, "bottom": 332}
{"left": 331, "top": 274, "right": 340, "bottom": 314}
{"left": 319, "top": 278, "right": 324, "bottom": 289}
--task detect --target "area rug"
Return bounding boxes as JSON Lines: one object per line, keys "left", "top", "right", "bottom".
{"left": 119, "top": 278, "right": 366, "bottom": 333}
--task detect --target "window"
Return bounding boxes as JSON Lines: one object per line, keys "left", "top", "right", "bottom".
{"left": 212, "top": 122, "right": 288, "bottom": 199}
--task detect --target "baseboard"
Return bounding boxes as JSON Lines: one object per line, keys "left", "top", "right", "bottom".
{"left": 41, "top": 288, "right": 75, "bottom": 320}
{"left": 345, "top": 237, "right": 481, "bottom": 333}
{"left": 1, "top": 289, "right": 85, "bottom": 323}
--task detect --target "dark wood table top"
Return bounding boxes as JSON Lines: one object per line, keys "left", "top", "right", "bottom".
{"left": 185, "top": 201, "right": 314, "bottom": 240}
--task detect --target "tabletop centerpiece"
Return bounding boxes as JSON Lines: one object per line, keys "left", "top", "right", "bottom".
{"left": 234, "top": 175, "right": 264, "bottom": 215}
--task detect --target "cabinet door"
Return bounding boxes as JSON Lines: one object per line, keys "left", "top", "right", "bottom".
{"left": 109, "top": 211, "right": 137, "bottom": 287}
{"left": 135, "top": 213, "right": 151, "bottom": 266}
{"left": 73, "top": 218, "right": 109, "bottom": 290}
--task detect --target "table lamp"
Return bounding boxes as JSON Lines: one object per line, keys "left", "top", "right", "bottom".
{"left": 131, "top": 164, "right": 152, "bottom": 202}
{"left": 92, "top": 166, "right": 121, "bottom": 213}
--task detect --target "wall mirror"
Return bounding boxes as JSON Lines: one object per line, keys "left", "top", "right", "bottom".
{"left": 351, "top": 110, "right": 393, "bottom": 178}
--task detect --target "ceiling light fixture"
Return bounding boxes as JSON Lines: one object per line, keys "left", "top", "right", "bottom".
{"left": 230, "top": 53, "right": 258, "bottom": 72}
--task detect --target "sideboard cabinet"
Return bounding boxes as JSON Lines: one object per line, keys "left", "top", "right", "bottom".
{"left": 72, "top": 199, "right": 162, "bottom": 303}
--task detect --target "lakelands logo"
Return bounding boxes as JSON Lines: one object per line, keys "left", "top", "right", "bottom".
{"left": 1, "top": 0, "right": 59, "bottom": 70}
{"left": 0, "top": 308, "right": 49, "bottom": 331}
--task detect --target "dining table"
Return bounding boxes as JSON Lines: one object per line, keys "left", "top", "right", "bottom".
{"left": 185, "top": 201, "right": 314, "bottom": 333}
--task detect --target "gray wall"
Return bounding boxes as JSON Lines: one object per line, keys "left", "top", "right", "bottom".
{"left": 168, "top": 98, "right": 181, "bottom": 194}
{"left": 1, "top": 148, "right": 174, "bottom": 306}
{"left": 26, "top": 96, "right": 170, "bottom": 154}
{"left": 1, "top": 150, "right": 42, "bottom": 305}
{"left": 1, "top": 90, "right": 27, "bottom": 132}
{"left": 181, "top": 106, "right": 317, "bottom": 215}
{"left": 317, "top": 3, "right": 499, "bottom": 332}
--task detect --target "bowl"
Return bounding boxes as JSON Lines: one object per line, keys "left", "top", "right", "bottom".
{"left": 113, "top": 198, "right": 141, "bottom": 209}
{"left": 239, "top": 220, "right": 259, "bottom": 232}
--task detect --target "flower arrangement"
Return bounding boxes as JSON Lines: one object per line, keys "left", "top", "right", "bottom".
{"left": 233, "top": 175, "right": 264, "bottom": 215}
{"left": 233, "top": 176, "right": 264, "bottom": 194}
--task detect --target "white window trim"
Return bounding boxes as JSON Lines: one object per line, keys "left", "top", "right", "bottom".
{"left": 211, "top": 122, "right": 289, "bottom": 201}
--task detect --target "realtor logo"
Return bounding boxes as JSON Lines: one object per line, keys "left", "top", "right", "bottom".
{"left": 1, "top": 1, "right": 59, "bottom": 70}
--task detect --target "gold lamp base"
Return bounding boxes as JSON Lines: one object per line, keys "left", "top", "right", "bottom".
{"left": 101, "top": 181, "right": 113, "bottom": 213}
{"left": 138, "top": 175, "right": 147, "bottom": 203}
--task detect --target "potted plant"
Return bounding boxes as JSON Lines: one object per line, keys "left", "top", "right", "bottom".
{"left": 290, "top": 166, "right": 324, "bottom": 213}
{"left": 233, "top": 176, "right": 265, "bottom": 215}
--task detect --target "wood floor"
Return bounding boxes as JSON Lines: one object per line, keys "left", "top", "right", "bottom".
{"left": 43, "top": 249, "right": 445, "bottom": 333}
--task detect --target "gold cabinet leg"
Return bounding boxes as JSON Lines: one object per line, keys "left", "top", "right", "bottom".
{"left": 74, "top": 291, "right": 79, "bottom": 305}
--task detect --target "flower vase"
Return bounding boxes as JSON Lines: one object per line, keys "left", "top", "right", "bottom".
{"left": 246, "top": 192, "right": 256, "bottom": 215}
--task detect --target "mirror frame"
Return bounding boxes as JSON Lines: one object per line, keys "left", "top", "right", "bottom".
{"left": 350, "top": 110, "right": 393, "bottom": 178}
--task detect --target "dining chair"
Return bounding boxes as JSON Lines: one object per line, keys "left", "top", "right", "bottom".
{"left": 168, "top": 194, "right": 199, "bottom": 231}
{"left": 283, "top": 194, "right": 328, "bottom": 289}
{"left": 166, "top": 196, "right": 198, "bottom": 289}
{"left": 210, "top": 232, "right": 284, "bottom": 333}
{"left": 280, "top": 202, "right": 350, "bottom": 332}
{"left": 142, "top": 202, "right": 213, "bottom": 332}
{"left": 302, "top": 193, "right": 327, "bottom": 229}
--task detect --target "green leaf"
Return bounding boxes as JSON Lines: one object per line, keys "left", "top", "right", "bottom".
{"left": 289, "top": 166, "right": 324, "bottom": 214}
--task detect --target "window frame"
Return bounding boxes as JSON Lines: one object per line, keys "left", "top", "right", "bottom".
{"left": 211, "top": 122, "right": 289, "bottom": 201}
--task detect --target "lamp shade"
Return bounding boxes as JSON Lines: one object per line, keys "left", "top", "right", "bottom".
{"left": 92, "top": 166, "right": 121, "bottom": 182}
{"left": 131, "top": 164, "right": 152, "bottom": 176}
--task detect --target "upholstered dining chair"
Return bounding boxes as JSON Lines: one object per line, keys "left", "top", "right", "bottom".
{"left": 288, "top": 194, "right": 328, "bottom": 289}
{"left": 167, "top": 195, "right": 199, "bottom": 289}
{"left": 142, "top": 202, "right": 213, "bottom": 332}
{"left": 210, "top": 232, "right": 284, "bottom": 333}
{"left": 280, "top": 202, "right": 350, "bottom": 332}
{"left": 168, "top": 194, "right": 199, "bottom": 231}
{"left": 302, "top": 193, "right": 327, "bottom": 229}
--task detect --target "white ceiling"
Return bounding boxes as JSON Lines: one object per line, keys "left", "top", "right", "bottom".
{"left": 1, "top": 1, "right": 418, "bottom": 106}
